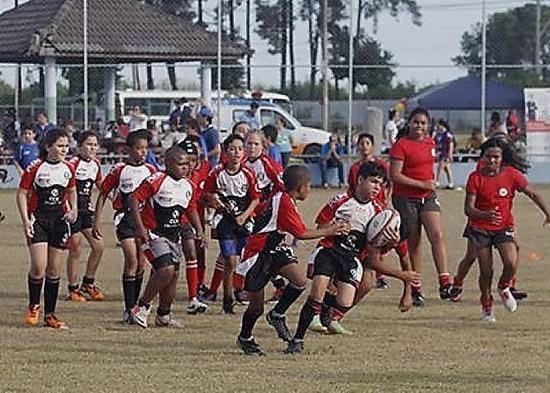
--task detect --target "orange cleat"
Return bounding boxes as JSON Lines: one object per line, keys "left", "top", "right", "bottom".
{"left": 66, "top": 289, "right": 87, "bottom": 302}
{"left": 44, "top": 314, "right": 68, "bottom": 330}
{"left": 24, "top": 304, "right": 40, "bottom": 326}
{"left": 81, "top": 284, "right": 104, "bottom": 301}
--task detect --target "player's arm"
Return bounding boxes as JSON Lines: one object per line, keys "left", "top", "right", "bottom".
{"left": 295, "top": 223, "right": 350, "bottom": 240}
{"left": 235, "top": 198, "right": 259, "bottom": 226}
{"left": 64, "top": 186, "right": 78, "bottom": 224}
{"left": 521, "top": 185, "right": 550, "bottom": 226}
{"left": 16, "top": 188, "right": 33, "bottom": 238}
{"left": 129, "top": 194, "right": 149, "bottom": 244}
{"left": 14, "top": 161, "right": 24, "bottom": 176}
{"left": 365, "top": 245, "right": 420, "bottom": 284}
{"left": 464, "top": 192, "right": 499, "bottom": 224}
{"left": 390, "top": 158, "right": 435, "bottom": 191}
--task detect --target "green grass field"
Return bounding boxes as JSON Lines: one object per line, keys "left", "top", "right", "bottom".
{"left": 1, "top": 187, "right": 550, "bottom": 392}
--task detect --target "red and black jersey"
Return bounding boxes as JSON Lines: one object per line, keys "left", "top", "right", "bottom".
{"left": 100, "top": 162, "right": 156, "bottom": 212}
{"left": 466, "top": 166, "right": 527, "bottom": 231}
{"left": 203, "top": 163, "right": 260, "bottom": 217}
{"left": 316, "top": 193, "right": 382, "bottom": 258}
{"left": 245, "top": 153, "right": 284, "bottom": 201}
{"left": 133, "top": 171, "right": 198, "bottom": 242}
{"left": 241, "top": 191, "right": 307, "bottom": 261}
{"left": 348, "top": 157, "right": 389, "bottom": 206}
{"left": 68, "top": 155, "right": 102, "bottom": 214}
{"left": 19, "top": 158, "right": 76, "bottom": 217}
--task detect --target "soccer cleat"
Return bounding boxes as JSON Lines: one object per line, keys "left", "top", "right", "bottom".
{"left": 412, "top": 292, "right": 425, "bottom": 307}
{"left": 498, "top": 287, "right": 517, "bottom": 312}
{"left": 66, "top": 289, "right": 87, "bottom": 302}
{"left": 308, "top": 314, "right": 328, "bottom": 333}
{"left": 448, "top": 285, "right": 463, "bottom": 302}
{"left": 187, "top": 298, "right": 208, "bottom": 315}
{"left": 222, "top": 300, "right": 236, "bottom": 315}
{"left": 481, "top": 303, "right": 496, "bottom": 322}
{"left": 197, "top": 285, "right": 209, "bottom": 298}
{"left": 130, "top": 304, "right": 151, "bottom": 328}
{"left": 284, "top": 339, "right": 304, "bottom": 354}
{"left": 80, "top": 284, "right": 105, "bottom": 301}
{"left": 376, "top": 278, "right": 390, "bottom": 289}
{"left": 234, "top": 289, "right": 249, "bottom": 305}
{"left": 155, "top": 313, "right": 183, "bottom": 328}
{"left": 510, "top": 287, "right": 528, "bottom": 300}
{"left": 237, "top": 336, "right": 266, "bottom": 356}
{"left": 266, "top": 287, "right": 284, "bottom": 303}
{"left": 266, "top": 310, "right": 292, "bottom": 342}
{"left": 24, "top": 304, "right": 40, "bottom": 326}
{"left": 327, "top": 320, "right": 353, "bottom": 335}
{"left": 198, "top": 290, "right": 217, "bottom": 303}
{"left": 439, "top": 283, "right": 453, "bottom": 300}
{"left": 122, "top": 309, "right": 133, "bottom": 324}
{"left": 43, "top": 313, "right": 68, "bottom": 330}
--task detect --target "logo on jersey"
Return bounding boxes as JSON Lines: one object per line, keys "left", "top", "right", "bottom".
{"left": 498, "top": 188, "right": 508, "bottom": 197}
{"left": 64, "top": 171, "right": 71, "bottom": 180}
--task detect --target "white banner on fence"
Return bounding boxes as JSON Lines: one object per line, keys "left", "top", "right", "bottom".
{"left": 524, "top": 88, "right": 550, "bottom": 162}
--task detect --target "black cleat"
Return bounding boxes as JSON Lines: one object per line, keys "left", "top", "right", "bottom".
{"left": 412, "top": 292, "right": 425, "bottom": 307}
{"left": 222, "top": 300, "right": 236, "bottom": 315}
{"left": 284, "top": 339, "right": 304, "bottom": 354}
{"left": 237, "top": 336, "right": 266, "bottom": 356}
{"left": 439, "top": 283, "right": 452, "bottom": 300}
{"left": 266, "top": 311, "right": 292, "bottom": 342}
{"left": 234, "top": 288, "right": 249, "bottom": 305}
{"left": 448, "top": 285, "right": 463, "bottom": 302}
{"left": 510, "top": 287, "right": 528, "bottom": 300}
{"left": 376, "top": 278, "right": 390, "bottom": 289}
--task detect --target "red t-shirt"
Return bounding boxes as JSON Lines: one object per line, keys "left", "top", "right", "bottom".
{"left": 347, "top": 157, "right": 389, "bottom": 206}
{"left": 466, "top": 166, "right": 527, "bottom": 231}
{"left": 390, "top": 136, "right": 436, "bottom": 198}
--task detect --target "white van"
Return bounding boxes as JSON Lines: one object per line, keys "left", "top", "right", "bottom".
{"left": 217, "top": 99, "right": 330, "bottom": 157}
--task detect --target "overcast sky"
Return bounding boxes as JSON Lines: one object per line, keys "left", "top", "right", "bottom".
{"left": 0, "top": 0, "right": 533, "bottom": 90}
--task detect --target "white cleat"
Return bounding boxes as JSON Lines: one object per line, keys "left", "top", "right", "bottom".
{"left": 131, "top": 304, "right": 150, "bottom": 328}
{"left": 481, "top": 305, "right": 496, "bottom": 322}
{"left": 187, "top": 298, "right": 208, "bottom": 315}
{"left": 498, "top": 287, "right": 517, "bottom": 312}
{"left": 155, "top": 313, "right": 184, "bottom": 328}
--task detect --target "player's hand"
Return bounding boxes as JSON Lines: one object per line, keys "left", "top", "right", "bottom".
{"left": 211, "top": 194, "right": 224, "bottom": 210}
{"left": 489, "top": 209, "right": 502, "bottom": 226}
{"left": 135, "top": 226, "right": 150, "bottom": 244}
{"left": 92, "top": 225, "right": 102, "bottom": 240}
{"left": 195, "top": 234, "right": 206, "bottom": 249}
{"left": 399, "top": 290, "right": 413, "bottom": 313}
{"left": 382, "top": 226, "right": 401, "bottom": 247}
{"left": 64, "top": 208, "right": 78, "bottom": 224}
{"left": 235, "top": 214, "right": 247, "bottom": 227}
{"left": 420, "top": 180, "right": 437, "bottom": 191}
{"left": 23, "top": 220, "right": 34, "bottom": 238}
{"left": 400, "top": 270, "right": 421, "bottom": 285}
{"left": 326, "top": 221, "right": 351, "bottom": 236}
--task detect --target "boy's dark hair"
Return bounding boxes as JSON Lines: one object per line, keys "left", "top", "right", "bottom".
{"left": 146, "top": 119, "right": 156, "bottom": 129}
{"left": 223, "top": 134, "right": 245, "bottom": 151}
{"left": 232, "top": 121, "right": 250, "bottom": 134}
{"left": 388, "top": 109, "right": 396, "bottom": 119}
{"left": 358, "top": 162, "right": 388, "bottom": 184}
{"left": 356, "top": 133, "right": 374, "bottom": 145}
{"left": 480, "top": 137, "right": 529, "bottom": 174}
{"left": 126, "top": 129, "right": 151, "bottom": 147}
{"left": 180, "top": 134, "right": 201, "bottom": 146}
{"left": 178, "top": 139, "right": 199, "bottom": 156}
{"left": 165, "top": 145, "right": 187, "bottom": 163}
{"left": 282, "top": 165, "right": 310, "bottom": 192}
{"left": 39, "top": 128, "right": 68, "bottom": 159}
{"left": 185, "top": 118, "right": 200, "bottom": 132}
{"left": 77, "top": 130, "right": 100, "bottom": 146}
{"left": 261, "top": 124, "right": 278, "bottom": 144}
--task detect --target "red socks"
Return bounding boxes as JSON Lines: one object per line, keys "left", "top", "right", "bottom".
{"left": 209, "top": 255, "right": 225, "bottom": 294}
{"left": 186, "top": 260, "right": 198, "bottom": 299}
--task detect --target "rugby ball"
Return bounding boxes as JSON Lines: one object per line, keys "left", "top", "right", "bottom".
{"left": 366, "top": 209, "right": 401, "bottom": 248}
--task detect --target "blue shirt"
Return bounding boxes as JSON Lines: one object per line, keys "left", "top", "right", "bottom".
{"left": 14, "top": 142, "right": 39, "bottom": 170}
{"left": 145, "top": 149, "right": 162, "bottom": 170}
{"left": 239, "top": 111, "right": 260, "bottom": 130}
{"left": 201, "top": 124, "right": 220, "bottom": 167}
{"left": 320, "top": 142, "right": 346, "bottom": 159}
{"left": 33, "top": 123, "right": 55, "bottom": 141}
{"left": 268, "top": 145, "right": 283, "bottom": 166}
{"left": 276, "top": 128, "right": 293, "bottom": 153}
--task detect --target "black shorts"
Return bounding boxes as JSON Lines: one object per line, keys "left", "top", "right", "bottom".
{"left": 71, "top": 212, "right": 94, "bottom": 234}
{"left": 463, "top": 225, "right": 516, "bottom": 249}
{"left": 28, "top": 214, "right": 71, "bottom": 249}
{"left": 392, "top": 192, "right": 441, "bottom": 238}
{"left": 236, "top": 245, "right": 298, "bottom": 293}
{"left": 114, "top": 211, "right": 136, "bottom": 241}
{"left": 312, "top": 247, "right": 363, "bottom": 288}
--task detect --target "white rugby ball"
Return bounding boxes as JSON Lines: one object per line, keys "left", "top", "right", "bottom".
{"left": 366, "top": 209, "right": 401, "bottom": 248}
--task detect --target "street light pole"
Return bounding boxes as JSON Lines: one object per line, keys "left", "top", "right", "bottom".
{"left": 481, "top": 0, "right": 487, "bottom": 139}
{"left": 83, "top": 0, "right": 89, "bottom": 130}
{"left": 321, "top": 0, "right": 329, "bottom": 132}
{"left": 536, "top": 0, "right": 542, "bottom": 79}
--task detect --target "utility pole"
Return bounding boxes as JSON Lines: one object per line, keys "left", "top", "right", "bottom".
{"left": 14, "top": 0, "right": 20, "bottom": 118}
{"left": 536, "top": 0, "right": 542, "bottom": 79}
{"left": 321, "top": 0, "right": 329, "bottom": 132}
{"left": 481, "top": 0, "right": 487, "bottom": 139}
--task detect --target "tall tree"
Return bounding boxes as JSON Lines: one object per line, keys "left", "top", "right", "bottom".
{"left": 454, "top": 3, "right": 550, "bottom": 86}
{"left": 355, "top": 0, "right": 421, "bottom": 39}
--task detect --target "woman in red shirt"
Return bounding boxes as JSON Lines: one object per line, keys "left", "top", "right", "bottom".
{"left": 464, "top": 137, "right": 549, "bottom": 321}
{"left": 390, "top": 107, "right": 451, "bottom": 306}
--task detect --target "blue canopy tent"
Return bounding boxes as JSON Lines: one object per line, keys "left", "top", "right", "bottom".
{"left": 410, "top": 75, "right": 524, "bottom": 110}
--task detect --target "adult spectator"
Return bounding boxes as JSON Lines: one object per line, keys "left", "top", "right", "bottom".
{"left": 33, "top": 112, "right": 55, "bottom": 141}
{"left": 2, "top": 108, "right": 19, "bottom": 151}
{"left": 197, "top": 106, "right": 220, "bottom": 166}
{"left": 383, "top": 109, "right": 400, "bottom": 152}
{"left": 239, "top": 101, "right": 260, "bottom": 130}
{"left": 464, "top": 129, "right": 483, "bottom": 153}
{"left": 185, "top": 118, "right": 208, "bottom": 160}
{"left": 319, "top": 134, "right": 346, "bottom": 188}
{"left": 261, "top": 124, "right": 283, "bottom": 166}
{"left": 128, "top": 106, "right": 148, "bottom": 132}
{"left": 168, "top": 99, "right": 183, "bottom": 131}
{"left": 275, "top": 117, "right": 293, "bottom": 168}
{"left": 488, "top": 111, "right": 507, "bottom": 138}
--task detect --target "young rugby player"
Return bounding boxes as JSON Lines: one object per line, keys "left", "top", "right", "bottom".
{"left": 92, "top": 129, "right": 156, "bottom": 322}
{"left": 17, "top": 129, "right": 77, "bottom": 329}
